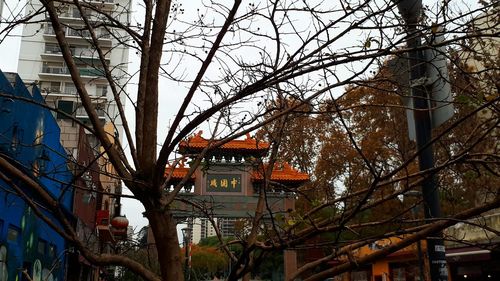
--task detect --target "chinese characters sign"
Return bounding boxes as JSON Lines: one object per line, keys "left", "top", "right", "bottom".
{"left": 206, "top": 174, "right": 242, "bottom": 193}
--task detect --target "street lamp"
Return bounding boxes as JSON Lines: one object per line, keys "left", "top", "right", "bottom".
{"left": 394, "top": 0, "right": 422, "bottom": 25}
{"left": 393, "top": 1, "right": 449, "bottom": 281}
{"left": 181, "top": 227, "right": 191, "bottom": 281}
{"left": 405, "top": 191, "right": 425, "bottom": 281}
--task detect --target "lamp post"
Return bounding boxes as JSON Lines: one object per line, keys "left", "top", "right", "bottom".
{"left": 394, "top": 1, "right": 448, "bottom": 281}
{"left": 182, "top": 227, "right": 191, "bottom": 281}
{"left": 405, "top": 190, "right": 425, "bottom": 281}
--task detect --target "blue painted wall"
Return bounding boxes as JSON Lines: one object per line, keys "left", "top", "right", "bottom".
{"left": 0, "top": 70, "right": 73, "bottom": 281}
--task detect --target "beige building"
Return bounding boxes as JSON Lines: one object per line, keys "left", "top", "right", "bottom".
{"left": 443, "top": 7, "right": 500, "bottom": 281}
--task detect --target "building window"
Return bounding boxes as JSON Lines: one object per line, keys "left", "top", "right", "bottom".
{"left": 57, "top": 100, "right": 74, "bottom": 119}
{"left": 392, "top": 267, "right": 406, "bottom": 281}
{"left": 42, "top": 61, "right": 66, "bottom": 74}
{"left": 7, "top": 226, "right": 20, "bottom": 244}
{"left": 352, "top": 270, "right": 369, "bottom": 281}
{"left": 75, "top": 103, "right": 106, "bottom": 119}
{"left": 48, "top": 244, "right": 56, "bottom": 259}
{"left": 37, "top": 240, "right": 46, "bottom": 255}
{"left": 44, "top": 24, "right": 56, "bottom": 35}
{"left": 64, "top": 83, "right": 77, "bottom": 95}
{"left": 44, "top": 43, "right": 60, "bottom": 54}
{"left": 58, "top": 5, "right": 69, "bottom": 17}
{"left": 40, "top": 81, "right": 61, "bottom": 93}
{"left": 49, "top": 81, "right": 61, "bottom": 92}
{"left": 96, "top": 85, "right": 108, "bottom": 97}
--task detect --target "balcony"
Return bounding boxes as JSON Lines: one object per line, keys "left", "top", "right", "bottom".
{"left": 73, "top": 48, "right": 97, "bottom": 57}
{"left": 96, "top": 86, "right": 108, "bottom": 97}
{"left": 41, "top": 45, "right": 63, "bottom": 61}
{"left": 44, "top": 44, "right": 61, "bottom": 54}
{"left": 42, "top": 45, "right": 110, "bottom": 62}
{"left": 43, "top": 91, "right": 80, "bottom": 98}
{"left": 86, "top": 0, "right": 115, "bottom": 9}
{"left": 75, "top": 106, "right": 106, "bottom": 119}
{"left": 44, "top": 25, "right": 112, "bottom": 45}
{"left": 67, "top": 28, "right": 112, "bottom": 44}
{"left": 60, "top": 9, "right": 114, "bottom": 21}
{"left": 41, "top": 66, "right": 70, "bottom": 75}
{"left": 43, "top": 26, "right": 57, "bottom": 36}
{"left": 79, "top": 68, "right": 105, "bottom": 77}
{"left": 67, "top": 28, "right": 92, "bottom": 38}
{"left": 40, "top": 66, "right": 106, "bottom": 79}
{"left": 60, "top": 9, "right": 92, "bottom": 21}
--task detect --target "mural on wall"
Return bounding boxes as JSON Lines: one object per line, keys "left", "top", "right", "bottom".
{"left": 0, "top": 70, "right": 71, "bottom": 281}
{"left": 0, "top": 245, "right": 8, "bottom": 280}
{"left": 0, "top": 206, "right": 64, "bottom": 281}
{"left": 21, "top": 207, "right": 60, "bottom": 281}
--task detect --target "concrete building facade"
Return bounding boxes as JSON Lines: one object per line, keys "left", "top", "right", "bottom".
{"left": 17, "top": 0, "right": 130, "bottom": 155}
{"left": 17, "top": 0, "right": 131, "bottom": 220}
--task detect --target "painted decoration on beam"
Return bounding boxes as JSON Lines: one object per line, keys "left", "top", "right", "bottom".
{"left": 206, "top": 174, "right": 242, "bottom": 193}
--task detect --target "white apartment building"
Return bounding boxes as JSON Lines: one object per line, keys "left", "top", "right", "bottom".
{"left": 17, "top": 0, "right": 131, "bottom": 220}
{"left": 17, "top": 0, "right": 130, "bottom": 155}
{"left": 191, "top": 217, "right": 218, "bottom": 244}
{"left": 190, "top": 217, "right": 245, "bottom": 244}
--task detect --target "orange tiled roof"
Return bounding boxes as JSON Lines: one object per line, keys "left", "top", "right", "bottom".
{"left": 165, "top": 162, "right": 309, "bottom": 183}
{"left": 179, "top": 131, "right": 270, "bottom": 151}
{"left": 164, "top": 162, "right": 195, "bottom": 180}
{"left": 252, "top": 162, "right": 309, "bottom": 182}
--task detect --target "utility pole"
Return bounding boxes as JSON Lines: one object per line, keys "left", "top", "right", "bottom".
{"left": 394, "top": 1, "right": 449, "bottom": 281}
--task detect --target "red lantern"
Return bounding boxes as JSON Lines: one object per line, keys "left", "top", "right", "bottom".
{"left": 111, "top": 216, "right": 129, "bottom": 229}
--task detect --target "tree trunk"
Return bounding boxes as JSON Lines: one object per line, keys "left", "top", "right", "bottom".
{"left": 147, "top": 208, "right": 184, "bottom": 281}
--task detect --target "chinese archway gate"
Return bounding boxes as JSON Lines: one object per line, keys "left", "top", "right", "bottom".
{"left": 166, "top": 131, "right": 309, "bottom": 280}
